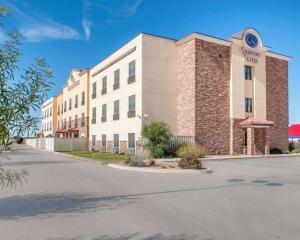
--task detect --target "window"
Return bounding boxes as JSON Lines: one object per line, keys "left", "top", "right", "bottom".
{"left": 61, "top": 120, "right": 63, "bottom": 129}
{"left": 49, "top": 122, "right": 52, "bottom": 131}
{"left": 75, "top": 115, "right": 78, "bottom": 128}
{"left": 50, "top": 107, "right": 52, "bottom": 117}
{"left": 81, "top": 91, "right": 85, "bottom": 106}
{"left": 128, "top": 94, "right": 136, "bottom": 118}
{"left": 113, "top": 100, "right": 120, "bottom": 120}
{"left": 113, "top": 134, "right": 119, "bottom": 153}
{"left": 75, "top": 95, "right": 78, "bottom": 108}
{"left": 92, "top": 107, "right": 96, "bottom": 124}
{"left": 128, "top": 133, "right": 135, "bottom": 155}
{"left": 68, "top": 116, "right": 72, "bottom": 128}
{"left": 64, "top": 101, "right": 67, "bottom": 112}
{"left": 61, "top": 104, "right": 63, "bottom": 114}
{"left": 101, "top": 104, "right": 107, "bottom": 122}
{"left": 245, "top": 98, "right": 253, "bottom": 113}
{"left": 101, "top": 76, "right": 107, "bottom": 95}
{"left": 81, "top": 113, "right": 85, "bottom": 127}
{"left": 69, "top": 98, "right": 72, "bottom": 110}
{"left": 128, "top": 60, "right": 136, "bottom": 84}
{"left": 113, "top": 69, "right": 120, "bottom": 90}
{"left": 244, "top": 65, "right": 252, "bottom": 80}
{"left": 92, "top": 135, "right": 96, "bottom": 148}
{"left": 64, "top": 118, "right": 66, "bottom": 129}
{"left": 92, "top": 82, "right": 97, "bottom": 99}
{"left": 101, "top": 134, "right": 106, "bottom": 152}
{"left": 47, "top": 109, "right": 49, "bottom": 118}
{"left": 58, "top": 105, "right": 60, "bottom": 115}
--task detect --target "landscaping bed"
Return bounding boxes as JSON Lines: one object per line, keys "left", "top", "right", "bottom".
{"left": 61, "top": 151, "right": 129, "bottom": 162}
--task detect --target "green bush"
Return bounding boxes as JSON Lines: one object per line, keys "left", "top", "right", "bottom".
{"left": 165, "top": 141, "right": 191, "bottom": 157}
{"left": 176, "top": 143, "right": 205, "bottom": 169}
{"left": 141, "top": 120, "right": 172, "bottom": 158}
{"left": 289, "top": 141, "right": 296, "bottom": 152}
{"left": 270, "top": 148, "right": 283, "bottom": 154}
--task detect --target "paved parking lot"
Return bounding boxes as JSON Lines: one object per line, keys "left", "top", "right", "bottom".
{"left": 1, "top": 145, "right": 300, "bottom": 240}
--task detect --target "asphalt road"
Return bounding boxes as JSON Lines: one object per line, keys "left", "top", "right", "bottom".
{"left": 1, "top": 144, "right": 300, "bottom": 240}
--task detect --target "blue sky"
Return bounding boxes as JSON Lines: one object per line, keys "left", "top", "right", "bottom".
{"left": 2, "top": 0, "right": 300, "bottom": 124}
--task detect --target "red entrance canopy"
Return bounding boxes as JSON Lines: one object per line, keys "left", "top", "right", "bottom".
{"left": 240, "top": 118, "right": 274, "bottom": 127}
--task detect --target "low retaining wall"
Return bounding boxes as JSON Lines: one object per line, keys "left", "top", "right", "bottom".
{"left": 25, "top": 137, "right": 89, "bottom": 152}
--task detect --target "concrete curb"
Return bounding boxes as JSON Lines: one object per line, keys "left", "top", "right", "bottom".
{"left": 202, "top": 153, "right": 300, "bottom": 161}
{"left": 107, "top": 163, "right": 211, "bottom": 174}
{"left": 156, "top": 154, "right": 300, "bottom": 163}
{"left": 52, "top": 151, "right": 105, "bottom": 164}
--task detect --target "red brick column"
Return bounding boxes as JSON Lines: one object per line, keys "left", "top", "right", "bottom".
{"left": 265, "top": 128, "right": 270, "bottom": 155}
{"left": 107, "top": 141, "right": 113, "bottom": 153}
{"left": 247, "top": 127, "right": 255, "bottom": 155}
{"left": 120, "top": 141, "right": 127, "bottom": 154}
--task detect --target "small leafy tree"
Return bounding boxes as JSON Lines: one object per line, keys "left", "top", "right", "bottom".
{"left": 0, "top": 5, "right": 53, "bottom": 187}
{"left": 141, "top": 120, "right": 171, "bottom": 158}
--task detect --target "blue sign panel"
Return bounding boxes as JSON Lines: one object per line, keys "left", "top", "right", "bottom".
{"left": 245, "top": 34, "right": 258, "bottom": 48}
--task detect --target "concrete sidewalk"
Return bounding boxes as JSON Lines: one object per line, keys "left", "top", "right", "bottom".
{"left": 157, "top": 152, "right": 300, "bottom": 163}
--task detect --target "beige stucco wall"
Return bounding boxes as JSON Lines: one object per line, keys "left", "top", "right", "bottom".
{"left": 89, "top": 33, "right": 178, "bottom": 147}
{"left": 230, "top": 29, "right": 267, "bottom": 120}
{"left": 56, "top": 92, "right": 63, "bottom": 129}
{"left": 62, "top": 69, "right": 89, "bottom": 137}
{"left": 141, "top": 34, "right": 177, "bottom": 134}
{"left": 41, "top": 96, "right": 57, "bottom": 136}
{"left": 89, "top": 34, "right": 143, "bottom": 144}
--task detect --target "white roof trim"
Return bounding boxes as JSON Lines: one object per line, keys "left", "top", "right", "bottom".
{"left": 266, "top": 51, "right": 291, "bottom": 61}
{"left": 176, "top": 33, "right": 231, "bottom": 47}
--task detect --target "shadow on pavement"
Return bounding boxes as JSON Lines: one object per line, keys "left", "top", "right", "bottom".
{"left": 0, "top": 183, "right": 252, "bottom": 220}
{"left": 48, "top": 233, "right": 203, "bottom": 240}
{"left": 0, "top": 160, "right": 72, "bottom": 167}
{"left": 0, "top": 179, "right": 284, "bottom": 221}
{"left": 0, "top": 193, "right": 137, "bottom": 220}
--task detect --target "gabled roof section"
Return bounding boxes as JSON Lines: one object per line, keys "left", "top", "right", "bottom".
{"left": 176, "top": 32, "right": 231, "bottom": 47}
{"left": 231, "top": 31, "right": 244, "bottom": 40}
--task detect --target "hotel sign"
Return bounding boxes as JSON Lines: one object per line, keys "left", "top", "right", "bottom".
{"left": 240, "top": 47, "right": 261, "bottom": 64}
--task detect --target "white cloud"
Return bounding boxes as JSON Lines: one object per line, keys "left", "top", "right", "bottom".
{"left": 22, "top": 24, "right": 80, "bottom": 42}
{"left": 4, "top": 1, "right": 82, "bottom": 42}
{"left": 82, "top": 17, "right": 93, "bottom": 40}
{"left": 97, "top": 0, "right": 144, "bottom": 18}
{"left": 83, "top": 0, "right": 144, "bottom": 28}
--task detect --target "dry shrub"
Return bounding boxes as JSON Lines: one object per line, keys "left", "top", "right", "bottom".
{"left": 176, "top": 143, "right": 205, "bottom": 169}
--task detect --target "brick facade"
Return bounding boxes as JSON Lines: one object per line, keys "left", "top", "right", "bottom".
{"left": 230, "top": 118, "right": 246, "bottom": 154}
{"left": 194, "top": 39, "right": 231, "bottom": 154}
{"left": 254, "top": 128, "right": 266, "bottom": 155}
{"left": 266, "top": 56, "right": 289, "bottom": 152}
{"left": 176, "top": 40, "right": 196, "bottom": 136}
{"left": 177, "top": 39, "right": 231, "bottom": 154}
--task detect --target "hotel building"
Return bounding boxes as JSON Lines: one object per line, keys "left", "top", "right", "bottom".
{"left": 41, "top": 28, "right": 290, "bottom": 155}
{"left": 55, "top": 69, "right": 90, "bottom": 138}
{"left": 41, "top": 97, "right": 57, "bottom": 137}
